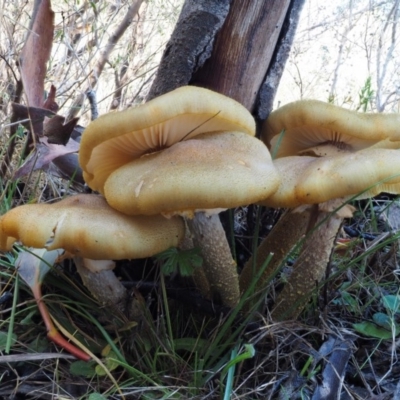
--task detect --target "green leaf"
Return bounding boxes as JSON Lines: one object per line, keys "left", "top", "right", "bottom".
{"left": 20, "top": 309, "right": 38, "bottom": 325}
{"left": 373, "top": 312, "right": 394, "bottom": 330}
{"left": 332, "top": 291, "right": 359, "bottom": 311}
{"left": 88, "top": 394, "right": 108, "bottom": 400}
{"left": 173, "top": 338, "right": 208, "bottom": 352}
{"left": 95, "top": 350, "right": 119, "bottom": 376}
{"left": 382, "top": 295, "right": 400, "bottom": 314}
{"left": 221, "top": 344, "right": 255, "bottom": 375}
{"left": 0, "top": 331, "right": 17, "bottom": 351}
{"left": 353, "top": 321, "right": 399, "bottom": 340}
{"left": 27, "top": 337, "right": 49, "bottom": 353}
{"left": 155, "top": 247, "right": 203, "bottom": 277}
{"left": 70, "top": 360, "right": 97, "bottom": 377}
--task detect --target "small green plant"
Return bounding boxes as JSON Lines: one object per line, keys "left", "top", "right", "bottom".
{"left": 356, "top": 76, "right": 374, "bottom": 112}
{"left": 353, "top": 294, "right": 400, "bottom": 340}
{"left": 155, "top": 247, "right": 203, "bottom": 277}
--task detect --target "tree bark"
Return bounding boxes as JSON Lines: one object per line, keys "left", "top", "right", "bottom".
{"left": 149, "top": 0, "right": 305, "bottom": 118}
{"left": 256, "top": 0, "right": 305, "bottom": 120}
{"left": 147, "top": 0, "right": 231, "bottom": 100}
{"left": 192, "top": 1, "right": 291, "bottom": 112}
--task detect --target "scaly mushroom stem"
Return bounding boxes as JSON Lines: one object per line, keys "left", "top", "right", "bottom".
{"left": 187, "top": 212, "right": 239, "bottom": 307}
{"left": 179, "top": 231, "right": 211, "bottom": 300}
{"left": 271, "top": 211, "right": 342, "bottom": 321}
{"left": 75, "top": 258, "right": 127, "bottom": 314}
{"left": 75, "top": 258, "right": 145, "bottom": 320}
{"left": 239, "top": 209, "right": 310, "bottom": 308}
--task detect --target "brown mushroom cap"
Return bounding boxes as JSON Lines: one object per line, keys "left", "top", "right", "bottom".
{"left": 262, "top": 100, "right": 400, "bottom": 158}
{"left": 260, "top": 149, "right": 400, "bottom": 208}
{"left": 79, "top": 86, "right": 256, "bottom": 193}
{"left": 0, "top": 195, "right": 185, "bottom": 259}
{"left": 104, "top": 131, "right": 280, "bottom": 216}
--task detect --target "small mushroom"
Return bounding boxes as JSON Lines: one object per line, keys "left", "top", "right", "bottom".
{"left": 0, "top": 194, "right": 185, "bottom": 310}
{"left": 79, "top": 86, "right": 279, "bottom": 307}
{"left": 258, "top": 148, "right": 400, "bottom": 319}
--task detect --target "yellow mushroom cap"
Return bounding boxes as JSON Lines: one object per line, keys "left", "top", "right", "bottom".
{"left": 104, "top": 131, "right": 280, "bottom": 216}
{"left": 259, "top": 156, "right": 315, "bottom": 208}
{"left": 79, "top": 86, "right": 256, "bottom": 193}
{"left": 262, "top": 100, "right": 400, "bottom": 158}
{"left": 260, "top": 149, "right": 400, "bottom": 208}
{"left": 0, "top": 217, "right": 16, "bottom": 251}
{"left": 0, "top": 195, "right": 185, "bottom": 259}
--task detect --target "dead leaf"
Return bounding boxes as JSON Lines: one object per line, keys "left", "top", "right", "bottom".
{"left": 14, "top": 137, "right": 80, "bottom": 179}
{"left": 11, "top": 102, "right": 54, "bottom": 136}
{"left": 19, "top": 0, "right": 54, "bottom": 108}
{"left": 44, "top": 115, "right": 79, "bottom": 145}
{"left": 51, "top": 153, "right": 84, "bottom": 185}
{"left": 16, "top": 248, "right": 91, "bottom": 361}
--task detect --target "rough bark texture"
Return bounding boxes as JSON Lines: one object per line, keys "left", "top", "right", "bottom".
{"left": 187, "top": 213, "right": 240, "bottom": 307}
{"left": 239, "top": 209, "right": 310, "bottom": 306}
{"left": 148, "top": 0, "right": 303, "bottom": 110}
{"left": 192, "top": 0, "right": 291, "bottom": 112}
{"left": 147, "top": 0, "right": 231, "bottom": 100}
{"left": 256, "top": 0, "right": 305, "bottom": 120}
{"left": 272, "top": 212, "right": 343, "bottom": 321}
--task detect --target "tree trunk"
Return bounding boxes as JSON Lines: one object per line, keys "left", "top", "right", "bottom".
{"left": 148, "top": 0, "right": 305, "bottom": 121}
{"left": 191, "top": 1, "right": 291, "bottom": 112}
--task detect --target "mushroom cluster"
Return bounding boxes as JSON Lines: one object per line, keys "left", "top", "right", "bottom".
{"left": 240, "top": 99, "right": 400, "bottom": 319}
{"left": 11, "top": 89, "right": 400, "bottom": 331}
{"left": 0, "top": 194, "right": 185, "bottom": 308}
{"left": 0, "top": 86, "right": 280, "bottom": 320}
{"left": 78, "top": 85, "right": 280, "bottom": 307}
{"left": 0, "top": 193, "right": 186, "bottom": 360}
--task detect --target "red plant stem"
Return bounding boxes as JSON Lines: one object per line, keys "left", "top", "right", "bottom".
{"left": 32, "top": 285, "right": 91, "bottom": 361}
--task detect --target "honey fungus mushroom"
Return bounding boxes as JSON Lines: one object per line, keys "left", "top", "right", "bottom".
{"left": 262, "top": 99, "right": 400, "bottom": 158}
{"left": 79, "top": 86, "right": 256, "bottom": 194}
{"left": 79, "top": 86, "right": 280, "bottom": 307}
{"left": 250, "top": 148, "right": 400, "bottom": 320}
{"left": 0, "top": 194, "right": 185, "bottom": 311}
{"left": 240, "top": 100, "right": 400, "bottom": 318}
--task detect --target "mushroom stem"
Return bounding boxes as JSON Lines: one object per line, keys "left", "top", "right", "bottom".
{"left": 239, "top": 209, "right": 311, "bottom": 309}
{"left": 75, "top": 258, "right": 128, "bottom": 314}
{"left": 179, "top": 231, "right": 211, "bottom": 300}
{"left": 271, "top": 211, "right": 343, "bottom": 321}
{"left": 187, "top": 212, "right": 239, "bottom": 307}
